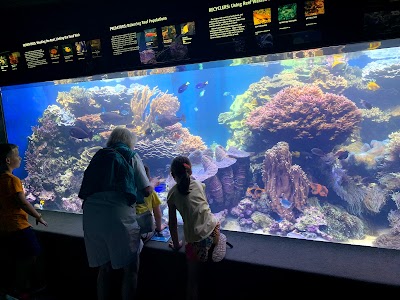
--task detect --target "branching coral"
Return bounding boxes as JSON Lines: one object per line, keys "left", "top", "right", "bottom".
{"left": 129, "top": 84, "right": 180, "bottom": 135}
{"left": 361, "top": 107, "right": 391, "bottom": 123}
{"left": 129, "top": 85, "right": 160, "bottom": 134}
{"left": 384, "top": 131, "right": 400, "bottom": 168}
{"left": 163, "top": 123, "right": 207, "bottom": 156}
{"left": 56, "top": 86, "right": 95, "bottom": 116}
{"left": 150, "top": 91, "right": 180, "bottom": 116}
{"left": 310, "top": 66, "right": 348, "bottom": 94}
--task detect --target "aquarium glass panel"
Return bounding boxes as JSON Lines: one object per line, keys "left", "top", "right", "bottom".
{"left": 2, "top": 38, "right": 400, "bottom": 250}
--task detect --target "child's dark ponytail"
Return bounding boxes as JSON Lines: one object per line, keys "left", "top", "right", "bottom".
{"left": 170, "top": 156, "right": 192, "bottom": 195}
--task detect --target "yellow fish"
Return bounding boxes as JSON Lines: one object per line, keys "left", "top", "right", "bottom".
{"left": 291, "top": 151, "right": 301, "bottom": 158}
{"left": 367, "top": 81, "right": 380, "bottom": 91}
{"left": 368, "top": 41, "right": 381, "bottom": 50}
{"left": 330, "top": 54, "right": 347, "bottom": 71}
{"left": 182, "top": 24, "right": 189, "bottom": 34}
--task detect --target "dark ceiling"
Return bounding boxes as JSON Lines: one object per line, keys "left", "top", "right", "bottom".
{"left": 4, "top": 0, "right": 79, "bottom": 6}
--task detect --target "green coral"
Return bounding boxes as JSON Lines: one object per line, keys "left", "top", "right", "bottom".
{"left": 295, "top": 206, "right": 327, "bottom": 231}
{"left": 362, "top": 107, "right": 391, "bottom": 123}
{"left": 251, "top": 211, "right": 274, "bottom": 229}
{"left": 322, "top": 203, "right": 367, "bottom": 242}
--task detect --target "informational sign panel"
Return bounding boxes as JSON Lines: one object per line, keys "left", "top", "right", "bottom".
{"left": 0, "top": 0, "right": 397, "bottom": 86}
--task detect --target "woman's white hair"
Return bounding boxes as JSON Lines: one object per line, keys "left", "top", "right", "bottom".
{"left": 106, "top": 127, "right": 137, "bottom": 149}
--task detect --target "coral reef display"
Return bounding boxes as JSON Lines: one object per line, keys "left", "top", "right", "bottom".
{"left": 3, "top": 39, "right": 400, "bottom": 251}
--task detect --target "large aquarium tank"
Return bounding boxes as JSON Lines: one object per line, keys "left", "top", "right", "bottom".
{"left": 2, "top": 38, "right": 400, "bottom": 251}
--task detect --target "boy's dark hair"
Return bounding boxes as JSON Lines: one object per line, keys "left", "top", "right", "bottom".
{"left": 0, "top": 143, "right": 17, "bottom": 168}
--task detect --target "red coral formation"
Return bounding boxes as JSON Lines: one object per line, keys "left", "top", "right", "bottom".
{"left": 246, "top": 85, "right": 362, "bottom": 151}
{"left": 163, "top": 123, "right": 207, "bottom": 156}
{"left": 309, "top": 182, "right": 328, "bottom": 197}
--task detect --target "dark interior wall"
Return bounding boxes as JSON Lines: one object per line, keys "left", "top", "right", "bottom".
{"left": 0, "top": 98, "right": 6, "bottom": 143}
{"left": 35, "top": 230, "right": 399, "bottom": 300}
{"left": 27, "top": 211, "right": 400, "bottom": 299}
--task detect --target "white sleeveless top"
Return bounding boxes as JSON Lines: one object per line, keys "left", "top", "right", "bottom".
{"left": 167, "top": 178, "right": 217, "bottom": 243}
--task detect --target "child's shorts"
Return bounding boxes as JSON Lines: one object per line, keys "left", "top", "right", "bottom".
{"left": 185, "top": 223, "right": 220, "bottom": 262}
{"left": 1, "top": 226, "right": 41, "bottom": 258}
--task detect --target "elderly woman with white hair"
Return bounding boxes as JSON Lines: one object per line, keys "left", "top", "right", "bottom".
{"left": 79, "top": 126, "right": 155, "bottom": 300}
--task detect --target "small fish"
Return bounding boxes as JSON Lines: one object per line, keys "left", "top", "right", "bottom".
{"left": 74, "top": 120, "right": 91, "bottom": 134}
{"left": 199, "top": 90, "right": 205, "bottom": 97}
{"left": 194, "top": 107, "right": 198, "bottom": 112}
{"left": 100, "top": 112, "right": 126, "bottom": 124}
{"left": 291, "top": 151, "right": 301, "bottom": 158}
{"left": 196, "top": 81, "right": 208, "bottom": 89}
{"left": 155, "top": 114, "right": 186, "bottom": 128}
{"left": 223, "top": 92, "right": 231, "bottom": 96}
{"left": 172, "top": 132, "right": 181, "bottom": 140}
{"left": 330, "top": 54, "right": 347, "bottom": 71}
{"left": 70, "top": 127, "right": 93, "bottom": 139}
{"left": 331, "top": 61, "right": 347, "bottom": 71}
{"left": 119, "top": 110, "right": 130, "bottom": 116}
{"left": 145, "top": 128, "right": 154, "bottom": 136}
{"left": 311, "top": 148, "right": 326, "bottom": 157}
{"left": 335, "top": 149, "right": 349, "bottom": 160}
{"left": 368, "top": 41, "right": 381, "bottom": 50}
{"left": 279, "top": 194, "right": 292, "bottom": 209}
{"left": 291, "top": 151, "right": 313, "bottom": 159}
{"left": 178, "top": 82, "right": 190, "bottom": 93}
{"left": 360, "top": 99, "right": 373, "bottom": 109}
{"left": 367, "top": 81, "right": 380, "bottom": 91}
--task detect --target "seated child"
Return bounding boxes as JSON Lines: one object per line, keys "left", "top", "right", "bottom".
{"left": 136, "top": 165, "right": 167, "bottom": 242}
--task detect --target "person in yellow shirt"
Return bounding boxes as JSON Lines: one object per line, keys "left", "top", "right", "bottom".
{"left": 136, "top": 165, "right": 167, "bottom": 242}
{"left": 0, "top": 143, "right": 48, "bottom": 299}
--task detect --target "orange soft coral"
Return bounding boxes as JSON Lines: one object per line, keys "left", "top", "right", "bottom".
{"left": 309, "top": 182, "right": 328, "bottom": 197}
